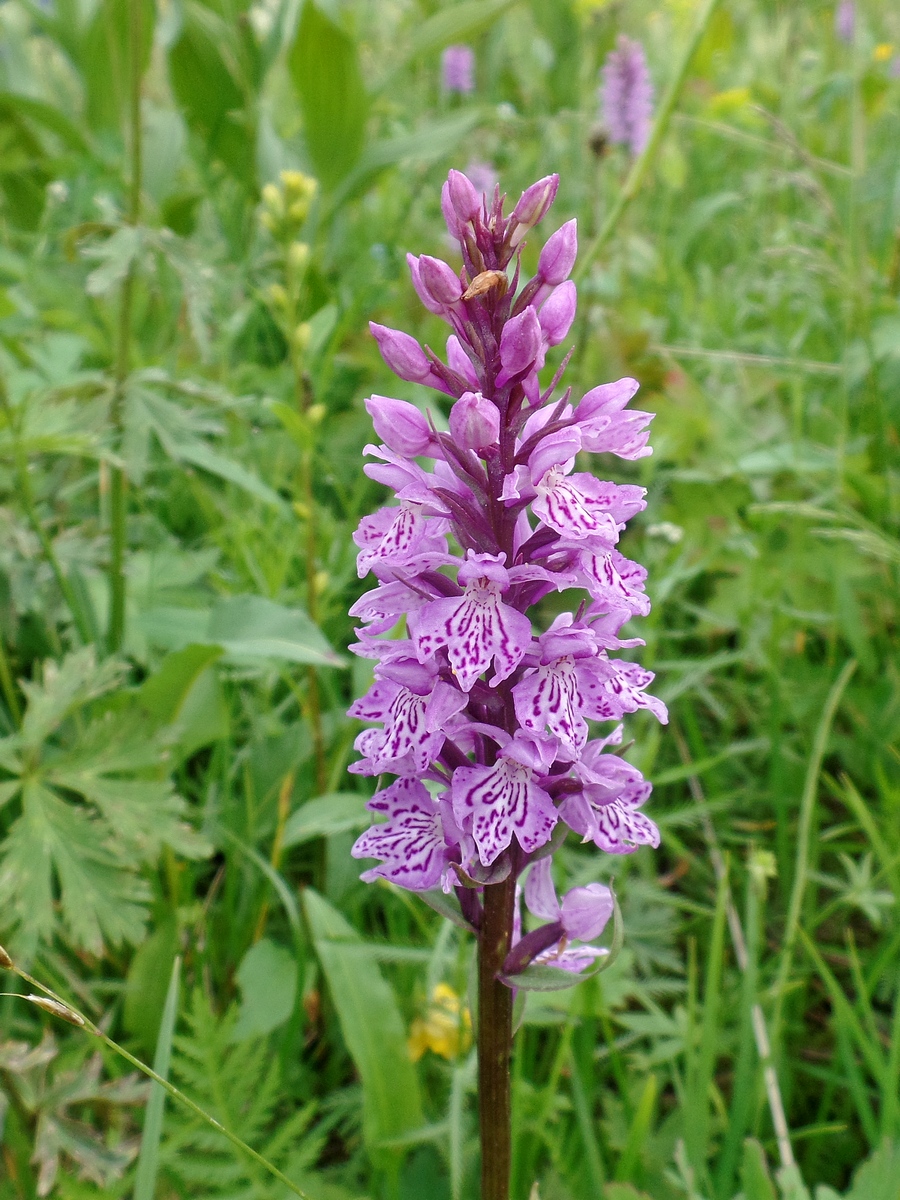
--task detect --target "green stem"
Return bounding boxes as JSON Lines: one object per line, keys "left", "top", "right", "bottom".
{"left": 296, "top": 376, "right": 327, "bottom": 797}
{"left": 574, "top": 0, "right": 724, "bottom": 283}
{"left": 0, "top": 630, "right": 22, "bottom": 728}
{"left": 771, "top": 660, "right": 856, "bottom": 1045}
{"left": 3, "top": 959, "right": 316, "bottom": 1200}
{"left": 17, "top": 446, "right": 92, "bottom": 645}
{"left": 107, "top": 0, "right": 143, "bottom": 653}
{"left": 478, "top": 874, "right": 516, "bottom": 1200}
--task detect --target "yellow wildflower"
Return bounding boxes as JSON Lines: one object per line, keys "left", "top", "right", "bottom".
{"left": 408, "top": 983, "right": 472, "bottom": 1062}
{"left": 874, "top": 43, "right": 894, "bottom": 63}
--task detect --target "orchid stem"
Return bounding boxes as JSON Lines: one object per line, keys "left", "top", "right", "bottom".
{"left": 478, "top": 874, "right": 517, "bottom": 1200}
{"left": 575, "top": 0, "right": 724, "bottom": 283}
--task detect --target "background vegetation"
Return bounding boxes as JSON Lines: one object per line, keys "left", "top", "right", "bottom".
{"left": 0, "top": 0, "right": 899, "bottom": 1197}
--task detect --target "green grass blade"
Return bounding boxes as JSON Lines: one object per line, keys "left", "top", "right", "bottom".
{"left": 772, "top": 661, "right": 857, "bottom": 1042}
{"left": 133, "top": 954, "right": 181, "bottom": 1200}
{"left": 302, "top": 889, "right": 424, "bottom": 1159}
{"left": 614, "top": 1073, "right": 658, "bottom": 1184}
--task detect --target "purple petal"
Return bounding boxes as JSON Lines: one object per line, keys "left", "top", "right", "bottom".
{"left": 524, "top": 858, "right": 561, "bottom": 922}
{"left": 352, "top": 779, "right": 449, "bottom": 890}
{"left": 560, "top": 882, "right": 614, "bottom": 941}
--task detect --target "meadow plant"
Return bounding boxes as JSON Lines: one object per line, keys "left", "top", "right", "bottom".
{"left": 348, "top": 170, "right": 666, "bottom": 1199}
{"left": 834, "top": 1, "right": 856, "bottom": 44}
{"left": 441, "top": 44, "right": 476, "bottom": 94}
{"left": 600, "top": 35, "right": 655, "bottom": 157}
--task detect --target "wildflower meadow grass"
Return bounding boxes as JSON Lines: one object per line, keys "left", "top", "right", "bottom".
{"left": 0, "top": 1, "right": 899, "bottom": 1198}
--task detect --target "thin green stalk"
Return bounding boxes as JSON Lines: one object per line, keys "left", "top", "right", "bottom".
{"left": 133, "top": 956, "right": 180, "bottom": 1200}
{"left": 107, "top": 0, "right": 144, "bottom": 653}
{"left": 574, "top": 0, "right": 725, "bottom": 283}
{"left": 772, "top": 660, "right": 856, "bottom": 1044}
{"left": 16, "top": 444, "right": 92, "bottom": 645}
{"left": 0, "top": 950, "right": 317, "bottom": 1200}
{"left": 0, "top": 633, "right": 22, "bottom": 727}
{"left": 478, "top": 874, "right": 516, "bottom": 1200}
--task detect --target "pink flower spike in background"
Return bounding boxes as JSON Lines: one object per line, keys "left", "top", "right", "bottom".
{"left": 601, "top": 35, "right": 654, "bottom": 157}
{"left": 442, "top": 44, "right": 476, "bottom": 94}
{"left": 834, "top": 1, "right": 855, "bottom": 44}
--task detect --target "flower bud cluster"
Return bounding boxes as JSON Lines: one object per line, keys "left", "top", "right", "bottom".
{"left": 348, "top": 171, "right": 666, "bottom": 976}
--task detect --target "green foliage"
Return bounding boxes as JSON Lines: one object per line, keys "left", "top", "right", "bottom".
{"left": 1, "top": 0, "right": 900, "bottom": 1195}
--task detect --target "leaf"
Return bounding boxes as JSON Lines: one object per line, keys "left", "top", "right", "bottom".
{"left": 124, "top": 916, "right": 180, "bottom": 1055}
{"left": 289, "top": 1, "right": 368, "bottom": 189}
{"left": 207, "top": 595, "right": 345, "bottom": 667}
{"left": 174, "top": 438, "right": 287, "bottom": 510}
{"left": 281, "top": 793, "right": 370, "bottom": 847}
{"left": 841, "top": 1140, "right": 900, "bottom": 1200}
{"left": 329, "top": 110, "right": 482, "bottom": 208}
{"left": 83, "top": 226, "right": 143, "bottom": 296}
{"left": 18, "top": 648, "right": 125, "bottom": 750}
{"left": 232, "top": 939, "right": 298, "bottom": 1041}
{"left": 167, "top": 2, "right": 257, "bottom": 187}
{"left": 740, "top": 1139, "right": 778, "bottom": 1200}
{"left": 80, "top": 0, "right": 155, "bottom": 131}
{"left": 0, "top": 781, "right": 150, "bottom": 955}
{"left": 137, "top": 644, "right": 228, "bottom": 760}
{"left": 373, "top": 0, "right": 517, "bottom": 93}
{"left": 134, "top": 956, "right": 181, "bottom": 1200}
{"left": 303, "top": 889, "right": 424, "bottom": 1154}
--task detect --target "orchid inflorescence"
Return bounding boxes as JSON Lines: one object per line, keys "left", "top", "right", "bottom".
{"left": 347, "top": 169, "right": 667, "bottom": 981}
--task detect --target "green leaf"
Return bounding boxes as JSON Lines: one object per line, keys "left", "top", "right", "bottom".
{"left": 303, "top": 889, "right": 423, "bottom": 1155}
{"left": 232, "top": 938, "right": 298, "bottom": 1041}
{"left": 167, "top": 2, "right": 256, "bottom": 187}
{"left": 124, "top": 916, "right": 180, "bottom": 1055}
{"left": 83, "top": 226, "right": 143, "bottom": 296}
{"left": 288, "top": 1, "right": 368, "bottom": 189}
{"left": 80, "top": 0, "right": 155, "bottom": 131}
{"left": 281, "top": 793, "right": 370, "bottom": 847}
{"left": 134, "top": 956, "right": 181, "bottom": 1200}
{"left": 137, "top": 644, "right": 228, "bottom": 760}
{"left": 0, "top": 781, "right": 150, "bottom": 955}
{"left": 841, "top": 1140, "right": 900, "bottom": 1200}
{"left": 329, "top": 110, "right": 482, "bottom": 209}
{"left": 174, "top": 438, "right": 287, "bottom": 511}
{"left": 207, "top": 595, "right": 345, "bottom": 667}
{"left": 740, "top": 1138, "right": 778, "bottom": 1200}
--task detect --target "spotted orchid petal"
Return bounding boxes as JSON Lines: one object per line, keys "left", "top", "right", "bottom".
{"left": 351, "top": 778, "right": 450, "bottom": 890}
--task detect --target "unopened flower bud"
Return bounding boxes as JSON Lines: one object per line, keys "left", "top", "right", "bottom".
{"left": 288, "top": 242, "right": 310, "bottom": 272}
{"left": 288, "top": 200, "right": 311, "bottom": 223}
{"left": 447, "top": 170, "right": 481, "bottom": 224}
{"left": 509, "top": 175, "right": 559, "bottom": 247}
{"left": 308, "top": 403, "right": 326, "bottom": 424}
{"left": 370, "top": 322, "right": 434, "bottom": 384}
{"left": 365, "top": 395, "right": 436, "bottom": 457}
{"left": 538, "top": 219, "right": 577, "bottom": 285}
{"left": 267, "top": 283, "right": 288, "bottom": 309}
{"left": 449, "top": 391, "right": 500, "bottom": 451}
{"left": 418, "top": 255, "right": 463, "bottom": 308}
{"left": 292, "top": 322, "right": 311, "bottom": 352}
{"left": 261, "top": 183, "right": 282, "bottom": 213}
{"left": 0, "top": 944, "right": 13, "bottom": 969}
{"left": 539, "top": 281, "right": 577, "bottom": 346}
{"left": 498, "top": 307, "right": 542, "bottom": 379}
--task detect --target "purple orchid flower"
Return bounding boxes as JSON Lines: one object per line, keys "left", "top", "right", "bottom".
{"left": 348, "top": 169, "right": 665, "bottom": 986}
{"left": 600, "top": 35, "right": 654, "bottom": 157}
{"left": 442, "top": 44, "right": 476, "bottom": 94}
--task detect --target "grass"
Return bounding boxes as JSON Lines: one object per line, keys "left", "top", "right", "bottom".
{"left": 0, "top": 0, "right": 899, "bottom": 1197}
